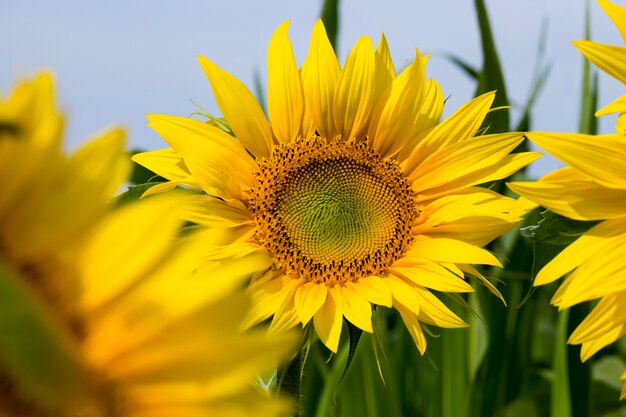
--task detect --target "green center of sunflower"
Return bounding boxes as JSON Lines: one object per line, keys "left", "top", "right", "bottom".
{"left": 250, "top": 137, "right": 416, "bottom": 284}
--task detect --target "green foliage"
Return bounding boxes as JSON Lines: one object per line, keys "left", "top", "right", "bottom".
{"left": 320, "top": 0, "right": 340, "bottom": 50}
{"left": 0, "top": 262, "right": 89, "bottom": 414}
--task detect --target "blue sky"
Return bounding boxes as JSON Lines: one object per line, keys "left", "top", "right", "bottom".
{"left": 1, "top": 0, "right": 623, "bottom": 177}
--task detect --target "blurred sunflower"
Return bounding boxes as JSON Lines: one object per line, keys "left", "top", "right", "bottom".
{"left": 134, "top": 20, "right": 539, "bottom": 353}
{"left": 0, "top": 74, "right": 295, "bottom": 416}
{"left": 508, "top": 0, "right": 626, "bottom": 400}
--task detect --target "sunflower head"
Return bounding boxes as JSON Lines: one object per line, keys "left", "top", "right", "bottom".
{"left": 135, "top": 19, "right": 538, "bottom": 353}
{"left": 0, "top": 74, "right": 296, "bottom": 417}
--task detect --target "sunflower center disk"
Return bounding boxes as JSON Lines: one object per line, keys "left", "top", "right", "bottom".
{"left": 250, "top": 138, "right": 417, "bottom": 284}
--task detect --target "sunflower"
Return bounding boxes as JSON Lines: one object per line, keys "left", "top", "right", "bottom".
{"left": 508, "top": 0, "right": 626, "bottom": 400}
{"left": 134, "top": 20, "right": 539, "bottom": 353}
{"left": 0, "top": 74, "right": 295, "bottom": 416}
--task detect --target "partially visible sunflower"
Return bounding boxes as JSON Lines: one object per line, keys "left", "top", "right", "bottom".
{"left": 0, "top": 74, "right": 295, "bottom": 416}
{"left": 134, "top": 20, "right": 539, "bottom": 353}
{"left": 508, "top": 0, "right": 626, "bottom": 400}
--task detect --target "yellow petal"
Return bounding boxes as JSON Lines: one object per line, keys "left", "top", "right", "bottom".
{"left": 595, "top": 93, "right": 626, "bottom": 116}
{"left": 403, "top": 91, "right": 496, "bottom": 171}
{"left": 526, "top": 131, "right": 626, "bottom": 189}
{"left": 79, "top": 195, "right": 184, "bottom": 311}
{"left": 599, "top": 0, "right": 626, "bottom": 43}
{"left": 568, "top": 292, "right": 626, "bottom": 346}
{"left": 372, "top": 50, "right": 425, "bottom": 158}
{"left": 384, "top": 275, "right": 421, "bottom": 315}
{"left": 459, "top": 264, "right": 505, "bottom": 304}
{"left": 409, "top": 132, "right": 524, "bottom": 189}
{"left": 574, "top": 40, "right": 626, "bottom": 85}
{"left": 365, "top": 34, "right": 395, "bottom": 141}
{"left": 268, "top": 20, "right": 304, "bottom": 143}
{"left": 405, "top": 236, "right": 502, "bottom": 267}
{"left": 131, "top": 148, "right": 199, "bottom": 187}
{"left": 347, "top": 276, "right": 392, "bottom": 307}
{"left": 243, "top": 274, "right": 299, "bottom": 330}
{"left": 533, "top": 219, "right": 626, "bottom": 286}
{"left": 556, "top": 240, "right": 626, "bottom": 307}
{"left": 507, "top": 179, "right": 626, "bottom": 221}
{"left": 142, "top": 181, "right": 180, "bottom": 197}
{"left": 147, "top": 114, "right": 257, "bottom": 201}
{"left": 394, "top": 301, "right": 427, "bottom": 354}
{"left": 301, "top": 20, "right": 340, "bottom": 139}
{"left": 179, "top": 195, "right": 253, "bottom": 228}
{"left": 335, "top": 285, "right": 373, "bottom": 332}
{"left": 412, "top": 285, "right": 467, "bottom": 328}
{"left": 314, "top": 287, "right": 343, "bottom": 352}
{"left": 294, "top": 282, "right": 328, "bottom": 325}
{"left": 390, "top": 262, "right": 474, "bottom": 293}
{"left": 333, "top": 36, "right": 376, "bottom": 140}
{"left": 198, "top": 56, "right": 273, "bottom": 157}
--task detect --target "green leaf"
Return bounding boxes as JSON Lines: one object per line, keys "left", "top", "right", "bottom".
{"left": 521, "top": 210, "right": 598, "bottom": 278}
{"left": 474, "top": 0, "right": 509, "bottom": 133}
{"left": 0, "top": 262, "right": 90, "bottom": 414}
{"left": 521, "top": 210, "right": 598, "bottom": 247}
{"left": 113, "top": 182, "right": 162, "bottom": 206}
{"left": 320, "top": 0, "right": 340, "bottom": 50}
{"left": 443, "top": 53, "right": 479, "bottom": 80}
{"left": 579, "top": 0, "right": 599, "bottom": 136}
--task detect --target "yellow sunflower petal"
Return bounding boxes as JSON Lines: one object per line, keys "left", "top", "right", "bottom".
{"left": 405, "top": 236, "right": 502, "bottom": 267}
{"left": 335, "top": 285, "right": 373, "bottom": 332}
{"left": 390, "top": 263, "right": 474, "bottom": 293}
{"left": 142, "top": 181, "right": 180, "bottom": 197}
{"left": 507, "top": 179, "right": 626, "bottom": 221}
{"left": 526, "top": 131, "right": 626, "bottom": 189}
{"left": 301, "top": 19, "right": 340, "bottom": 139}
{"left": 412, "top": 285, "right": 467, "bottom": 328}
{"left": 385, "top": 275, "right": 421, "bottom": 315}
{"left": 78, "top": 195, "right": 184, "bottom": 311}
{"left": 294, "top": 282, "right": 328, "bottom": 325}
{"left": 146, "top": 114, "right": 257, "bottom": 201}
{"left": 568, "top": 292, "right": 626, "bottom": 346}
{"left": 366, "top": 34, "right": 396, "bottom": 141}
{"left": 333, "top": 36, "right": 376, "bottom": 140}
{"left": 556, "top": 241, "right": 626, "bottom": 308}
{"left": 574, "top": 40, "right": 626, "bottom": 85}
{"left": 131, "top": 148, "right": 199, "bottom": 187}
{"left": 394, "top": 301, "right": 427, "bottom": 354}
{"left": 179, "top": 195, "right": 253, "bottom": 228}
{"left": 372, "top": 50, "right": 425, "bottom": 158}
{"left": 532, "top": 219, "right": 626, "bottom": 286}
{"left": 197, "top": 56, "right": 273, "bottom": 157}
{"left": 313, "top": 287, "right": 343, "bottom": 352}
{"left": 268, "top": 20, "right": 304, "bottom": 143}
{"left": 403, "top": 91, "right": 496, "bottom": 171}
{"left": 409, "top": 132, "right": 524, "bottom": 189}
{"left": 347, "top": 276, "right": 393, "bottom": 307}
{"left": 596, "top": 93, "right": 626, "bottom": 116}
{"left": 599, "top": 0, "right": 626, "bottom": 42}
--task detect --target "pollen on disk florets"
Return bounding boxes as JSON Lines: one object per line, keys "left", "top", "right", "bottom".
{"left": 249, "top": 136, "right": 418, "bottom": 285}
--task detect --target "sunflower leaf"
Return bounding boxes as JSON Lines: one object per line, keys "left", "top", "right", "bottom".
{"left": 113, "top": 182, "right": 163, "bottom": 206}
{"left": 320, "top": 0, "right": 340, "bottom": 50}
{"left": 521, "top": 210, "right": 599, "bottom": 246}
{"left": 521, "top": 210, "right": 599, "bottom": 279}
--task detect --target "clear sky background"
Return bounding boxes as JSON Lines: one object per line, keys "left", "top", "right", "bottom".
{"left": 1, "top": 0, "right": 623, "bottom": 177}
